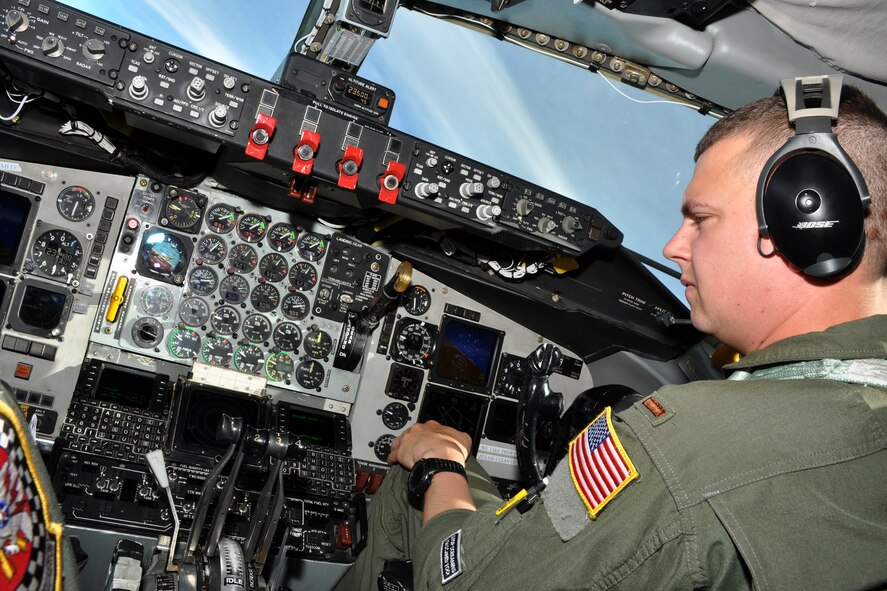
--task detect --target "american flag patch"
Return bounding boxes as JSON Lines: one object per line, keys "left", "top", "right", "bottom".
{"left": 568, "top": 407, "right": 638, "bottom": 518}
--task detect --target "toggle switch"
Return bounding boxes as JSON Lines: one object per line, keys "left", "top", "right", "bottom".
{"left": 338, "top": 145, "right": 364, "bottom": 190}
{"left": 378, "top": 160, "right": 406, "bottom": 204}
{"left": 293, "top": 130, "right": 321, "bottom": 175}
{"left": 245, "top": 113, "right": 277, "bottom": 160}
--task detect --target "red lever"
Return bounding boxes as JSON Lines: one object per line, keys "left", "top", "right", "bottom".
{"left": 245, "top": 113, "right": 277, "bottom": 160}
{"left": 292, "top": 130, "right": 321, "bottom": 175}
{"left": 337, "top": 145, "right": 364, "bottom": 190}
{"left": 377, "top": 160, "right": 406, "bottom": 204}
{"left": 367, "top": 472, "right": 385, "bottom": 494}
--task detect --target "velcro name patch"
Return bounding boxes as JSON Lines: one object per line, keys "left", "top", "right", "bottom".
{"left": 440, "top": 529, "right": 463, "bottom": 585}
{"left": 568, "top": 407, "right": 638, "bottom": 518}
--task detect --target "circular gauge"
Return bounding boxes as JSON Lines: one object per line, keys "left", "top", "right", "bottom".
{"left": 272, "top": 322, "right": 302, "bottom": 351}
{"left": 138, "top": 230, "right": 189, "bottom": 280}
{"left": 268, "top": 223, "right": 297, "bottom": 252}
{"left": 31, "top": 229, "right": 83, "bottom": 277}
{"left": 394, "top": 321, "right": 436, "bottom": 365}
{"left": 164, "top": 192, "right": 202, "bottom": 230}
{"left": 289, "top": 262, "right": 318, "bottom": 291}
{"left": 250, "top": 283, "right": 280, "bottom": 313}
{"left": 202, "top": 336, "right": 233, "bottom": 366}
{"left": 281, "top": 292, "right": 310, "bottom": 320}
{"left": 296, "top": 360, "right": 325, "bottom": 390}
{"left": 496, "top": 355, "right": 526, "bottom": 399}
{"left": 265, "top": 352, "right": 294, "bottom": 382}
{"left": 303, "top": 329, "right": 332, "bottom": 359}
{"left": 141, "top": 285, "right": 174, "bottom": 316}
{"left": 56, "top": 186, "right": 95, "bottom": 222}
{"left": 168, "top": 328, "right": 201, "bottom": 359}
{"left": 382, "top": 402, "right": 410, "bottom": 430}
{"left": 297, "top": 233, "right": 328, "bottom": 261}
{"left": 206, "top": 203, "right": 237, "bottom": 233}
{"left": 131, "top": 317, "right": 163, "bottom": 348}
{"left": 374, "top": 434, "right": 395, "bottom": 462}
{"left": 196, "top": 235, "right": 228, "bottom": 264}
{"left": 403, "top": 285, "right": 431, "bottom": 316}
{"left": 228, "top": 243, "right": 258, "bottom": 273}
{"left": 242, "top": 313, "right": 272, "bottom": 343}
{"left": 210, "top": 305, "right": 241, "bottom": 335}
{"left": 179, "top": 296, "right": 211, "bottom": 327}
{"left": 233, "top": 344, "right": 265, "bottom": 374}
{"left": 258, "top": 253, "right": 288, "bottom": 282}
{"left": 188, "top": 266, "right": 218, "bottom": 296}
{"left": 218, "top": 274, "right": 250, "bottom": 304}
{"left": 237, "top": 213, "right": 268, "bottom": 242}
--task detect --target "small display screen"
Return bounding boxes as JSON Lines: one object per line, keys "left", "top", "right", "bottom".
{"left": 179, "top": 387, "right": 262, "bottom": 453}
{"left": 345, "top": 84, "right": 372, "bottom": 106}
{"left": 432, "top": 318, "right": 502, "bottom": 392}
{"left": 0, "top": 190, "right": 31, "bottom": 267}
{"left": 18, "top": 284, "right": 67, "bottom": 330}
{"left": 484, "top": 398, "right": 518, "bottom": 445}
{"left": 418, "top": 385, "right": 488, "bottom": 450}
{"left": 285, "top": 409, "right": 335, "bottom": 448}
{"left": 95, "top": 367, "right": 154, "bottom": 410}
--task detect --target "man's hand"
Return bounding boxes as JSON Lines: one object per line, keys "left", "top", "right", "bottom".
{"left": 388, "top": 420, "right": 471, "bottom": 469}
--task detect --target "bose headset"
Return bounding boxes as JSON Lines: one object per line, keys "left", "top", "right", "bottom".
{"left": 756, "top": 75, "right": 871, "bottom": 279}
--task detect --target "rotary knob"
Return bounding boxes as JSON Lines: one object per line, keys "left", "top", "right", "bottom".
{"left": 562, "top": 216, "right": 582, "bottom": 234}
{"left": 459, "top": 182, "right": 484, "bottom": 199}
{"left": 475, "top": 204, "right": 502, "bottom": 221}
{"left": 41, "top": 36, "right": 65, "bottom": 58}
{"left": 209, "top": 104, "right": 229, "bottom": 127}
{"left": 537, "top": 216, "right": 557, "bottom": 233}
{"left": 129, "top": 75, "right": 149, "bottom": 100}
{"left": 515, "top": 198, "right": 535, "bottom": 217}
{"left": 414, "top": 182, "right": 440, "bottom": 199}
{"left": 82, "top": 38, "right": 106, "bottom": 60}
{"left": 222, "top": 74, "right": 236, "bottom": 90}
{"left": 5, "top": 9, "right": 29, "bottom": 33}
{"left": 187, "top": 76, "right": 206, "bottom": 101}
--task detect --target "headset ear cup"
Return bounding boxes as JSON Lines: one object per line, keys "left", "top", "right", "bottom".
{"left": 761, "top": 151, "right": 865, "bottom": 278}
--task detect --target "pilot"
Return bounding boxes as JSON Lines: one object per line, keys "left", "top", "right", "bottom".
{"left": 334, "top": 81, "right": 887, "bottom": 590}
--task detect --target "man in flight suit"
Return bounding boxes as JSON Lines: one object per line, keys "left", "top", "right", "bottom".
{"left": 335, "top": 81, "right": 887, "bottom": 590}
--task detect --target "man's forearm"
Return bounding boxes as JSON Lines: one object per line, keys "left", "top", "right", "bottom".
{"left": 422, "top": 471, "right": 476, "bottom": 524}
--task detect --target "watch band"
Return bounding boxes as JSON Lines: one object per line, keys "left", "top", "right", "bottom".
{"left": 408, "top": 458, "right": 468, "bottom": 507}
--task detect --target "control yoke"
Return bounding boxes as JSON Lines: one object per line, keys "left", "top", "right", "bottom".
{"left": 515, "top": 343, "right": 564, "bottom": 487}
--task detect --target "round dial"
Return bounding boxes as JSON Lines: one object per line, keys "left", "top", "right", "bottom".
{"left": 281, "top": 292, "right": 310, "bottom": 320}
{"left": 131, "top": 317, "right": 164, "bottom": 348}
{"left": 258, "top": 253, "right": 288, "bottom": 282}
{"left": 228, "top": 243, "right": 258, "bottom": 273}
{"left": 296, "top": 233, "right": 328, "bottom": 261}
{"left": 381, "top": 402, "right": 410, "bottom": 430}
{"left": 168, "top": 328, "right": 201, "bottom": 359}
{"left": 403, "top": 285, "right": 432, "bottom": 316}
{"left": 138, "top": 230, "right": 189, "bottom": 279}
{"left": 233, "top": 344, "right": 265, "bottom": 374}
{"left": 56, "top": 186, "right": 95, "bottom": 222}
{"left": 272, "top": 322, "right": 302, "bottom": 351}
{"left": 197, "top": 234, "right": 228, "bottom": 264}
{"left": 141, "top": 285, "right": 174, "bottom": 316}
{"left": 218, "top": 274, "right": 250, "bottom": 304}
{"left": 303, "top": 329, "right": 332, "bottom": 359}
{"left": 242, "top": 313, "right": 272, "bottom": 343}
{"left": 496, "top": 356, "right": 526, "bottom": 399}
{"left": 374, "top": 434, "right": 395, "bottom": 462}
{"left": 178, "top": 296, "right": 210, "bottom": 327}
{"left": 188, "top": 266, "right": 218, "bottom": 296}
{"left": 289, "top": 262, "right": 318, "bottom": 291}
{"left": 210, "top": 305, "right": 241, "bottom": 335}
{"left": 164, "top": 192, "right": 202, "bottom": 230}
{"left": 268, "top": 223, "right": 297, "bottom": 252}
{"left": 296, "top": 360, "right": 325, "bottom": 390}
{"left": 250, "top": 283, "right": 280, "bottom": 313}
{"left": 394, "top": 322, "right": 436, "bottom": 365}
{"left": 206, "top": 203, "right": 237, "bottom": 233}
{"left": 237, "top": 213, "right": 268, "bottom": 242}
{"left": 265, "top": 352, "right": 294, "bottom": 382}
{"left": 31, "top": 229, "right": 83, "bottom": 277}
{"left": 201, "top": 336, "right": 233, "bottom": 366}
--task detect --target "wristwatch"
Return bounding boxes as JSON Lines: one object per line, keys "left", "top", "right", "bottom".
{"left": 408, "top": 458, "right": 467, "bottom": 508}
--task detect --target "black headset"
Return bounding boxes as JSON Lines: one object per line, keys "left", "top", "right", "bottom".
{"left": 756, "top": 75, "right": 871, "bottom": 279}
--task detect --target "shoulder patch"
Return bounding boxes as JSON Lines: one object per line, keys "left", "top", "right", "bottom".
{"left": 568, "top": 407, "right": 639, "bottom": 519}
{"left": 0, "top": 401, "right": 64, "bottom": 591}
{"left": 440, "top": 529, "right": 463, "bottom": 585}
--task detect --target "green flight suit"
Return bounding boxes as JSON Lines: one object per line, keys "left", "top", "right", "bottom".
{"left": 336, "top": 315, "right": 887, "bottom": 590}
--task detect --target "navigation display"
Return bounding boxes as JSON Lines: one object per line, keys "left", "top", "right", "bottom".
{"left": 430, "top": 316, "right": 502, "bottom": 394}
{"left": 0, "top": 189, "right": 31, "bottom": 267}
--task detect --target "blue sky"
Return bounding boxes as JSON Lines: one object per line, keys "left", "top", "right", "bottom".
{"left": 67, "top": 0, "right": 715, "bottom": 300}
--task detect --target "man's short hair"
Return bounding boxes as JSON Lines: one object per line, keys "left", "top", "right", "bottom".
{"left": 695, "top": 85, "right": 887, "bottom": 277}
